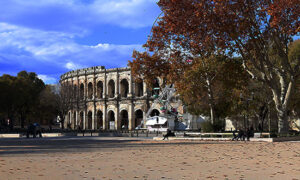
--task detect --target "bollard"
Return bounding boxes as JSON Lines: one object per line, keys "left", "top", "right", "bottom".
{"left": 137, "top": 130, "right": 139, "bottom": 137}
{"left": 91, "top": 131, "right": 92, "bottom": 136}
{"left": 146, "top": 131, "right": 148, "bottom": 137}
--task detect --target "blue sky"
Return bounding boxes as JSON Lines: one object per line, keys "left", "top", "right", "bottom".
{"left": 0, "top": 0, "right": 161, "bottom": 84}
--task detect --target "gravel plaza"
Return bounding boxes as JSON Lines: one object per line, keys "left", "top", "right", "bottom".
{"left": 1, "top": 137, "right": 300, "bottom": 179}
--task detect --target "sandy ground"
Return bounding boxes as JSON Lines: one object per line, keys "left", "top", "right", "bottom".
{"left": 1, "top": 137, "right": 300, "bottom": 180}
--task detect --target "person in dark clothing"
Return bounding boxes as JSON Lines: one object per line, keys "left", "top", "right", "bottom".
{"left": 232, "top": 130, "right": 238, "bottom": 141}
{"left": 250, "top": 126, "right": 254, "bottom": 137}
{"left": 163, "top": 129, "right": 175, "bottom": 140}
{"left": 246, "top": 128, "right": 251, "bottom": 141}
{"left": 237, "top": 129, "right": 244, "bottom": 141}
{"left": 26, "top": 123, "right": 42, "bottom": 138}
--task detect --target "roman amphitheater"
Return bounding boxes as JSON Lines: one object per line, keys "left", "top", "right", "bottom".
{"left": 60, "top": 66, "right": 183, "bottom": 131}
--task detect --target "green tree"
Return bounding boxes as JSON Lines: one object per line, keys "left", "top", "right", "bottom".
{"left": 14, "top": 71, "right": 45, "bottom": 128}
{"left": 34, "top": 85, "right": 59, "bottom": 126}
{"left": 0, "top": 74, "right": 17, "bottom": 128}
{"left": 176, "top": 56, "right": 249, "bottom": 124}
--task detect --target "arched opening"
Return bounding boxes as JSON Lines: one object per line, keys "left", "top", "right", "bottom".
{"left": 88, "top": 82, "right": 93, "bottom": 99}
{"left": 97, "top": 110, "right": 103, "bottom": 130}
{"left": 135, "top": 80, "right": 143, "bottom": 97}
{"left": 108, "top": 110, "right": 115, "bottom": 130}
{"left": 135, "top": 109, "right": 143, "bottom": 128}
{"left": 120, "top": 110, "right": 129, "bottom": 129}
{"left": 87, "top": 111, "right": 92, "bottom": 129}
{"left": 68, "top": 112, "right": 71, "bottom": 129}
{"left": 73, "top": 85, "right": 77, "bottom": 99}
{"left": 152, "top": 78, "right": 160, "bottom": 96}
{"left": 97, "top": 81, "right": 103, "bottom": 99}
{"left": 80, "top": 83, "right": 84, "bottom": 100}
{"left": 79, "top": 111, "right": 84, "bottom": 129}
{"left": 120, "top": 79, "right": 129, "bottom": 98}
{"left": 108, "top": 80, "right": 115, "bottom": 98}
{"left": 150, "top": 109, "right": 160, "bottom": 117}
{"left": 73, "top": 112, "right": 76, "bottom": 128}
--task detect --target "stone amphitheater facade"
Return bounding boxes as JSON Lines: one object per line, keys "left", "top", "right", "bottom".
{"left": 60, "top": 66, "right": 177, "bottom": 131}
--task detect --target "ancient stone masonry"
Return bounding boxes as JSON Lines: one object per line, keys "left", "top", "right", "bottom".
{"left": 60, "top": 66, "right": 165, "bottom": 131}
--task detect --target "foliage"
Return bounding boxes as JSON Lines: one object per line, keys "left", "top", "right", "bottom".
{"left": 55, "top": 83, "right": 74, "bottom": 129}
{"left": 35, "top": 85, "right": 59, "bottom": 126}
{"left": 14, "top": 71, "right": 45, "bottom": 127}
{"left": 178, "top": 56, "right": 249, "bottom": 119}
{"left": 129, "top": 0, "right": 299, "bottom": 133}
{"left": 288, "top": 40, "right": 300, "bottom": 118}
{"left": 200, "top": 119, "right": 224, "bottom": 133}
{"left": 0, "top": 71, "right": 59, "bottom": 129}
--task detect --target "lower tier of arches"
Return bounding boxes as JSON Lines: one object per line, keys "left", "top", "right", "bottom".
{"left": 65, "top": 108, "right": 160, "bottom": 131}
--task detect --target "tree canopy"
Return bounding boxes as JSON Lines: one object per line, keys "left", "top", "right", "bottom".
{"left": 0, "top": 71, "right": 58, "bottom": 129}
{"left": 129, "top": 0, "right": 299, "bottom": 133}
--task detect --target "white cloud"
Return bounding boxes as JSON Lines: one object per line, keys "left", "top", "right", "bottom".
{"left": 38, "top": 74, "right": 57, "bottom": 84}
{"left": 0, "top": 23, "right": 77, "bottom": 58}
{"left": 0, "top": 0, "right": 157, "bottom": 81}
{"left": 0, "top": 22, "right": 142, "bottom": 61}
{"left": 0, "top": 22, "right": 143, "bottom": 81}
{"left": 65, "top": 62, "right": 83, "bottom": 70}
{"left": 91, "top": 0, "right": 160, "bottom": 28}
{"left": 0, "top": 0, "right": 161, "bottom": 31}
{"left": 92, "top": 43, "right": 111, "bottom": 50}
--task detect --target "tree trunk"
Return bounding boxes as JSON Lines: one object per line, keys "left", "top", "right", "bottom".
{"left": 61, "top": 119, "right": 65, "bottom": 129}
{"left": 206, "top": 78, "right": 216, "bottom": 124}
{"left": 209, "top": 103, "right": 215, "bottom": 124}
{"left": 272, "top": 89, "right": 290, "bottom": 134}
{"left": 276, "top": 106, "right": 289, "bottom": 134}
{"left": 60, "top": 114, "right": 65, "bottom": 130}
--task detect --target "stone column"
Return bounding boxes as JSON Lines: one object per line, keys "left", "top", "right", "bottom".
{"left": 83, "top": 110, "right": 86, "bottom": 130}
{"left": 116, "top": 70, "right": 119, "bottom": 98}
{"left": 77, "top": 75, "right": 80, "bottom": 101}
{"left": 103, "top": 105, "right": 107, "bottom": 130}
{"left": 85, "top": 75, "right": 87, "bottom": 100}
{"left": 128, "top": 72, "right": 133, "bottom": 97}
{"left": 104, "top": 70, "right": 107, "bottom": 98}
{"left": 71, "top": 78, "right": 74, "bottom": 129}
{"left": 91, "top": 110, "right": 94, "bottom": 130}
{"left": 93, "top": 71, "right": 96, "bottom": 130}
{"left": 116, "top": 105, "right": 120, "bottom": 130}
{"left": 116, "top": 70, "right": 120, "bottom": 130}
{"left": 129, "top": 102, "right": 134, "bottom": 130}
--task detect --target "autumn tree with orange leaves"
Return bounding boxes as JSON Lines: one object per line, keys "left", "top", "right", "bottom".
{"left": 129, "top": 0, "right": 299, "bottom": 134}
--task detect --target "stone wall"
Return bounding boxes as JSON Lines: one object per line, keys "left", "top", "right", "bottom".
{"left": 60, "top": 66, "right": 167, "bottom": 131}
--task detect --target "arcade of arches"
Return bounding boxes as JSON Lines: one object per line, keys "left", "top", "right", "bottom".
{"left": 60, "top": 66, "right": 182, "bottom": 131}
{"left": 67, "top": 108, "right": 160, "bottom": 130}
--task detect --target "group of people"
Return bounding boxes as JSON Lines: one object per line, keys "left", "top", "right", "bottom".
{"left": 232, "top": 127, "right": 254, "bottom": 141}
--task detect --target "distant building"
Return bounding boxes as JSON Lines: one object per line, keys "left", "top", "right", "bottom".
{"left": 60, "top": 66, "right": 185, "bottom": 131}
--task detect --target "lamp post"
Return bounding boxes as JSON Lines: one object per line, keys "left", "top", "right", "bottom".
{"left": 240, "top": 92, "right": 254, "bottom": 130}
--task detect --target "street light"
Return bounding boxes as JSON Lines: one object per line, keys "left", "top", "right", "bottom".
{"left": 240, "top": 92, "right": 254, "bottom": 130}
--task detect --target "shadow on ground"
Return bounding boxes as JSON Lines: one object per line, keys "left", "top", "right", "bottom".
{"left": 0, "top": 137, "right": 247, "bottom": 156}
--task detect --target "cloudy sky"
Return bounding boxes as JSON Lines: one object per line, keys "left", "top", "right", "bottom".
{"left": 0, "top": 0, "right": 161, "bottom": 84}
